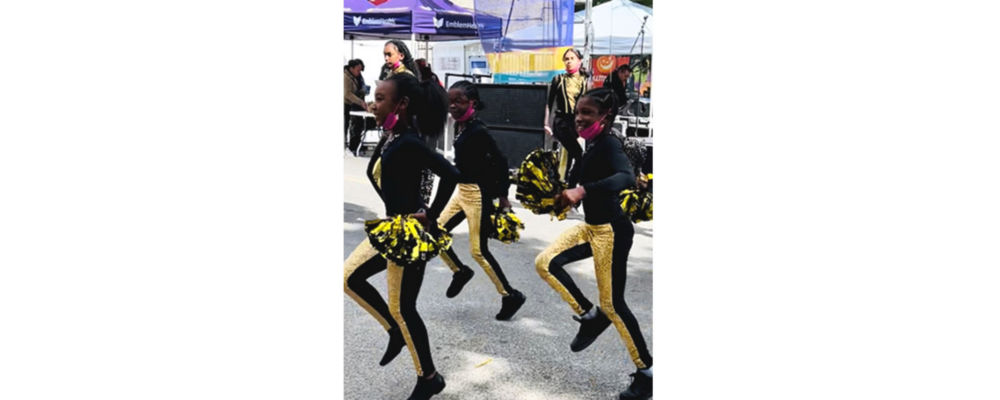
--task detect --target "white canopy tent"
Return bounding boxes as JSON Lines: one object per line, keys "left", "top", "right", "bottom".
{"left": 574, "top": 0, "right": 652, "bottom": 55}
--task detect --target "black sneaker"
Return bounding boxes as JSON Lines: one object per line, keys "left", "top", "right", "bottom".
{"left": 446, "top": 268, "right": 474, "bottom": 298}
{"left": 619, "top": 370, "right": 652, "bottom": 400}
{"left": 378, "top": 327, "right": 405, "bottom": 366}
{"left": 407, "top": 372, "right": 445, "bottom": 400}
{"left": 495, "top": 290, "right": 526, "bottom": 320}
{"left": 570, "top": 307, "right": 612, "bottom": 352}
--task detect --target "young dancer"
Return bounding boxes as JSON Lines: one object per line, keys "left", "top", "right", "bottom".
{"left": 344, "top": 72, "right": 457, "bottom": 400}
{"left": 535, "top": 88, "right": 653, "bottom": 399}
{"left": 436, "top": 81, "right": 526, "bottom": 320}
{"left": 382, "top": 39, "right": 419, "bottom": 80}
{"left": 382, "top": 39, "right": 435, "bottom": 206}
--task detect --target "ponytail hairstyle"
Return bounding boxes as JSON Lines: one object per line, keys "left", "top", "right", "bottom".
{"left": 580, "top": 87, "right": 620, "bottom": 128}
{"left": 448, "top": 80, "right": 487, "bottom": 111}
{"left": 387, "top": 73, "right": 448, "bottom": 139}
{"left": 415, "top": 58, "right": 435, "bottom": 83}
{"left": 563, "top": 48, "right": 590, "bottom": 78}
{"left": 385, "top": 39, "right": 421, "bottom": 81}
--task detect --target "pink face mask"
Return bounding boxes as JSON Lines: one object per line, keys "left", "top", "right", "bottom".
{"left": 392, "top": 61, "right": 401, "bottom": 69}
{"left": 566, "top": 63, "right": 580, "bottom": 74}
{"left": 454, "top": 102, "right": 476, "bottom": 122}
{"left": 578, "top": 113, "right": 608, "bottom": 140}
{"left": 382, "top": 104, "right": 402, "bottom": 130}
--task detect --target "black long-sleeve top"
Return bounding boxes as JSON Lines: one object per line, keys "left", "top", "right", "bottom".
{"left": 368, "top": 129, "right": 459, "bottom": 222}
{"left": 574, "top": 131, "right": 636, "bottom": 225}
{"left": 453, "top": 119, "right": 510, "bottom": 198}
{"left": 606, "top": 76, "right": 628, "bottom": 109}
{"left": 547, "top": 72, "right": 586, "bottom": 115}
{"left": 365, "top": 136, "right": 387, "bottom": 196}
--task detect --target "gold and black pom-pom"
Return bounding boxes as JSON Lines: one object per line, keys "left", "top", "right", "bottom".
{"left": 514, "top": 149, "right": 569, "bottom": 220}
{"left": 619, "top": 187, "right": 653, "bottom": 223}
{"left": 623, "top": 137, "right": 648, "bottom": 174}
{"left": 489, "top": 209, "right": 525, "bottom": 244}
{"left": 364, "top": 215, "right": 452, "bottom": 265}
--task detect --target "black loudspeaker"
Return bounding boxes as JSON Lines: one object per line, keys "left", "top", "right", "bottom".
{"left": 487, "top": 128, "right": 547, "bottom": 169}
{"left": 475, "top": 84, "right": 549, "bottom": 167}
{"left": 475, "top": 84, "right": 548, "bottom": 130}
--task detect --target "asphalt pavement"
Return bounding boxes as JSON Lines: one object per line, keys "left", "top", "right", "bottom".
{"left": 342, "top": 151, "right": 654, "bottom": 400}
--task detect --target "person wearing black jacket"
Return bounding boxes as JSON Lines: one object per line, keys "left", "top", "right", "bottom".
{"left": 534, "top": 88, "right": 653, "bottom": 400}
{"left": 345, "top": 59, "right": 367, "bottom": 154}
{"left": 435, "top": 81, "right": 526, "bottom": 321}
{"left": 544, "top": 48, "right": 589, "bottom": 184}
{"left": 343, "top": 73, "right": 457, "bottom": 400}
{"left": 606, "top": 64, "right": 632, "bottom": 111}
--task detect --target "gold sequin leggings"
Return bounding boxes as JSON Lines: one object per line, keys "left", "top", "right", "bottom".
{"left": 438, "top": 183, "right": 515, "bottom": 296}
{"left": 344, "top": 240, "right": 436, "bottom": 377}
{"left": 534, "top": 219, "right": 653, "bottom": 369}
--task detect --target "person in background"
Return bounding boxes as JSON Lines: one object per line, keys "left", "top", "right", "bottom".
{"left": 345, "top": 59, "right": 367, "bottom": 155}
{"left": 354, "top": 59, "right": 370, "bottom": 104}
{"left": 378, "top": 63, "right": 392, "bottom": 81}
{"left": 415, "top": 58, "right": 443, "bottom": 87}
{"left": 544, "top": 48, "right": 590, "bottom": 184}
{"left": 606, "top": 64, "right": 632, "bottom": 111}
{"left": 383, "top": 39, "right": 419, "bottom": 80}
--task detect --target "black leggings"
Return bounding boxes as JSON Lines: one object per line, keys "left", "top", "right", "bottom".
{"left": 534, "top": 218, "right": 652, "bottom": 369}
{"left": 386, "top": 260, "right": 435, "bottom": 377}
{"left": 438, "top": 184, "right": 515, "bottom": 296}
{"left": 345, "top": 104, "right": 365, "bottom": 153}
{"left": 552, "top": 112, "right": 583, "bottom": 181}
{"left": 344, "top": 240, "right": 436, "bottom": 376}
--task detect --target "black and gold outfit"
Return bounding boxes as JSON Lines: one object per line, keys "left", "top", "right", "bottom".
{"left": 385, "top": 65, "right": 436, "bottom": 206}
{"left": 344, "top": 136, "right": 392, "bottom": 334}
{"left": 344, "top": 130, "right": 459, "bottom": 377}
{"left": 534, "top": 131, "right": 653, "bottom": 370}
{"left": 547, "top": 71, "right": 587, "bottom": 182}
{"left": 437, "top": 119, "right": 515, "bottom": 296}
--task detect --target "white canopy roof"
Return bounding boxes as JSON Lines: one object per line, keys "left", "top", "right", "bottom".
{"left": 574, "top": 0, "right": 653, "bottom": 54}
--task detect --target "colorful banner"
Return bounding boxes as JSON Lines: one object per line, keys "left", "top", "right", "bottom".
{"left": 590, "top": 54, "right": 652, "bottom": 97}
{"left": 483, "top": 46, "right": 571, "bottom": 84}
{"left": 473, "top": 0, "right": 574, "bottom": 83}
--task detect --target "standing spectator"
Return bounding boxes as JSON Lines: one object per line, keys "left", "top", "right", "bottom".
{"left": 606, "top": 64, "right": 632, "bottom": 111}
{"left": 544, "top": 48, "right": 590, "bottom": 184}
{"left": 345, "top": 59, "right": 367, "bottom": 155}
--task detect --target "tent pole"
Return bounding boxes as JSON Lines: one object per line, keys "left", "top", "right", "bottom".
{"left": 629, "top": 15, "right": 649, "bottom": 54}
{"left": 411, "top": 33, "right": 418, "bottom": 61}
{"left": 583, "top": 0, "right": 593, "bottom": 70}
{"left": 640, "top": 16, "right": 646, "bottom": 54}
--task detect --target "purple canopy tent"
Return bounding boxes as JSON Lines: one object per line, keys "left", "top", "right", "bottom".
{"left": 344, "top": 0, "right": 500, "bottom": 41}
